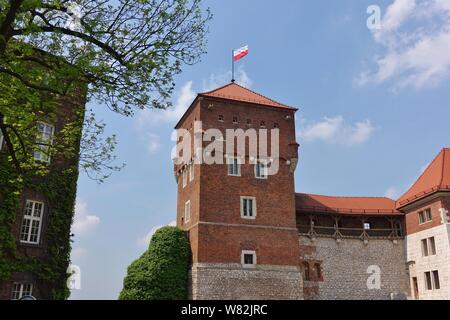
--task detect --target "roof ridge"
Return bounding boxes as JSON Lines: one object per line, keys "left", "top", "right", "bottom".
{"left": 231, "top": 82, "right": 291, "bottom": 108}
{"left": 439, "top": 148, "right": 447, "bottom": 187}
{"left": 296, "top": 193, "right": 393, "bottom": 200}
{"left": 200, "top": 82, "right": 234, "bottom": 95}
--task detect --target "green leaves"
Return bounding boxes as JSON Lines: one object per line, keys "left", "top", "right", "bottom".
{"left": 119, "top": 226, "right": 190, "bottom": 300}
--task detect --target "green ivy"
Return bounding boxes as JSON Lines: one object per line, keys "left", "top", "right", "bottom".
{"left": 119, "top": 226, "right": 190, "bottom": 300}
{"left": 0, "top": 113, "right": 83, "bottom": 300}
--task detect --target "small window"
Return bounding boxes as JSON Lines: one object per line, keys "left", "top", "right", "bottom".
{"left": 218, "top": 115, "right": 224, "bottom": 122}
{"left": 421, "top": 239, "right": 429, "bottom": 257}
{"left": 241, "top": 250, "right": 256, "bottom": 268}
{"left": 273, "top": 123, "right": 279, "bottom": 129}
{"left": 20, "top": 200, "right": 44, "bottom": 244}
{"left": 315, "top": 263, "right": 322, "bottom": 279}
{"left": 303, "top": 262, "right": 310, "bottom": 281}
{"left": 432, "top": 270, "right": 440, "bottom": 290}
{"left": 11, "top": 283, "right": 33, "bottom": 300}
{"left": 246, "top": 119, "right": 252, "bottom": 126}
{"left": 425, "top": 208, "right": 432, "bottom": 221}
{"left": 232, "top": 116, "right": 238, "bottom": 124}
{"left": 425, "top": 272, "right": 433, "bottom": 290}
{"left": 184, "top": 200, "right": 191, "bottom": 223}
{"left": 241, "top": 197, "right": 256, "bottom": 219}
{"left": 429, "top": 237, "right": 436, "bottom": 255}
{"left": 260, "top": 121, "right": 266, "bottom": 128}
{"left": 228, "top": 157, "right": 241, "bottom": 176}
{"left": 189, "top": 164, "right": 194, "bottom": 182}
{"left": 182, "top": 170, "right": 187, "bottom": 188}
{"left": 255, "top": 161, "right": 268, "bottom": 179}
{"left": 33, "top": 122, "right": 54, "bottom": 163}
{"left": 363, "top": 222, "right": 371, "bottom": 230}
{"left": 418, "top": 211, "right": 425, "bottom": 224}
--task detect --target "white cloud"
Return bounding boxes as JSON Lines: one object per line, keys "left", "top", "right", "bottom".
{"left": 299, "top": 116, "right": 375, "bottom": 146}
{"left": 357, "top": 0, "right": 450, "bottom": 89}
{"left": 202, "top": 66, "right": 253, "bottom": 91}
{"left": 72, "top": 199, "right": 100, "bottom": 236}
{"left": 145, "top": 132, "right": 162, "bottom": 155}
{"left": 136, "top": 220, "right": 176, "bottom": 247}
{"left": 385, "top": 186, "right": 402, "bottom": 199}
{"left": 136, "top": 81, "right": 196, "bottom": 125}
{"left": 71, "top": 247, "right": 87, "bottom": 260}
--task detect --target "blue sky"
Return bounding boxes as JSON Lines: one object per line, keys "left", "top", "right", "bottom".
{"left": 69, "top": 0, "right": 450, "bottom": 299}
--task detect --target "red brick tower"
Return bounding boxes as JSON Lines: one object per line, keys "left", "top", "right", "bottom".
{"left": 174, "top": 83, "right": 303, "bottom": 300}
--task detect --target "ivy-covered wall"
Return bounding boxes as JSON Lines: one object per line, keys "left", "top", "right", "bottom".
{"left": 0, "top": 93, "right": 85, "bottom": 300}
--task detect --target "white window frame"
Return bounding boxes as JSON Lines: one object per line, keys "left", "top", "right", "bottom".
{"left": 11, "top": 282, "right": 33, "bottom": 300}
{"left": 254, "top": 160, "right": 268, "bottom": 179}
{"left": 241, "top": 250, "right": 256, "bottom": 268}
{"left": 240, "top": 196, "right": 256, "bottom": 220}
{"left": 363, "top": 222, "right": 371, "bottom": 230}
{"left": 20, "top": 200, "right": 44, "bottom": 245}
{"left": 182, "top": 169, "right": 187, "bottom": 188}
{"left": 33, "top": 122, "right": 54, "bottom": 163}
{"left": 227, "top": 156, "right": 241, "bottom": 177}
{"left": 184, "top": 200, "right": 191, "bottom": 223}
{"left": 189, "top": 163, "right": 194, "bottom": 182}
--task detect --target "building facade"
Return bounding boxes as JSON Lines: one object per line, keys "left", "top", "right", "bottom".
{"left": 0, "top": 90, "right": 85, "bottom": 300}
{"left": 174, "top": 82, "right": 449, "bottom": 300}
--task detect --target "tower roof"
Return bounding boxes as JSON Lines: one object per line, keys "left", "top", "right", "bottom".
{"left": 175, "top": 82, "right": 296, "bottom": 128}
{"left": 397, "top": 148, "right": 450, "bottom": 208}
{"left": 199, "top": 82, "right": 296, "bottom": 110}
{"left": 296, "top": 193, "right": 401, "bottom": 215}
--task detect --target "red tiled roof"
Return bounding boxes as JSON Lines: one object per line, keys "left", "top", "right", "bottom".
{"left": 397, "top": 148, "right": 450, "bottom": 208}
{"left": 199, "top": 82, "right": 296, "bottom": 110}
{"left": 296, "top": 193, "right": 401, "bottom": 215}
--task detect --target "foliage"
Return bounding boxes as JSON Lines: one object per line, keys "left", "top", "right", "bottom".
{"left": 0, "top": 101, "right": 82, "bottom": 299}
{"left": 119, "top": 226, "right": 190, "bottom": 300}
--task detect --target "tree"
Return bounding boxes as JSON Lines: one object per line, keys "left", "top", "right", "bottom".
{"left": 0, "top": 0, "right": 211, "bottom": 179}
{"left": 119, "top": 226, "right": 190, "bottom": 300}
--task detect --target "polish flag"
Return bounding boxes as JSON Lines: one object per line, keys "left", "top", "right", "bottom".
{"left": 233, "top": 45, "right": 249, "bottom": 62}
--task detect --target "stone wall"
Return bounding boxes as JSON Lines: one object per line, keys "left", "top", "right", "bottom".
{"left": 299, "top": 236, "right": 410, "bottom": 300}
{"left": 189, "top": 263, "right": 303, "bottom": 300}
{"left": 406, "top": 223, "right": 450, "bottom": 300}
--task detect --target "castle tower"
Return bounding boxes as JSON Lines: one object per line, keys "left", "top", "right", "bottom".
{"left": 174, "top": 83, "right": 303, "bottom": 300}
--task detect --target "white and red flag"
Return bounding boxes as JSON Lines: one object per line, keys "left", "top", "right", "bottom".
{"left": 233, "top": 45, "right": 249, "bottom": 62}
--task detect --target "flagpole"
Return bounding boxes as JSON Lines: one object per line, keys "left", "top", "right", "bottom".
{"left": 231, "top": 49, "right": 235, "bottom": 83}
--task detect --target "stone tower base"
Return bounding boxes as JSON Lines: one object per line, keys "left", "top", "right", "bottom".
{"left": 189, "top": 263, "right": 304, "bottom": 300}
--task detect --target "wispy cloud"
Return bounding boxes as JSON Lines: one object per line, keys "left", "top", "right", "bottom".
{"left": 385, "top": 186, "right": 402, "bottom": 199}
{"left": 299, "top": 116, "right": 374, "bottom": 146}
{"left": 71, "top": 247, "right": 87, "bottom": 260}
{"left": 72, "top": 199, "right": 100, "bottom": 236}
{"left": 356, "top": 0, "right": 450, "bottom": 89}
{"left": 202, "top": 66, "right": 253, "bottom": 91}
{"left": 137, "top": 81, "right": 196, "bottom": 125}
{"left": 136, "top": 220, "right": 176, "bottom": 247}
